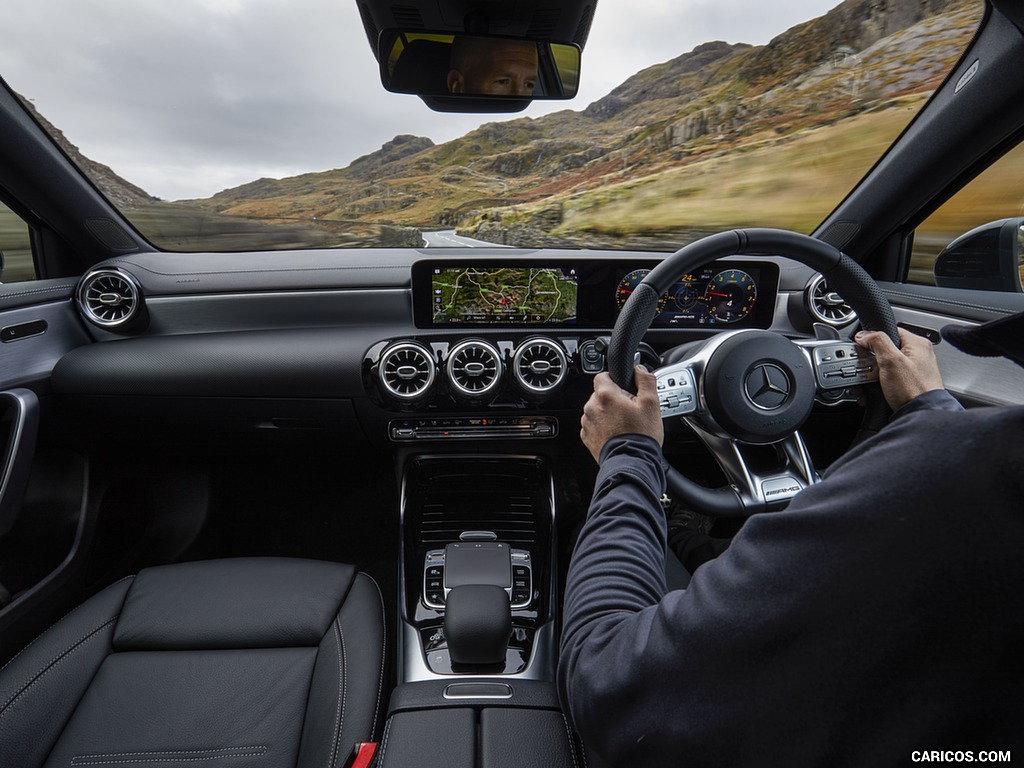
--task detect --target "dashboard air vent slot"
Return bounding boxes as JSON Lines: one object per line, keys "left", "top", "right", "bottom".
{"left": 807, "top": 274, "right": 856, "bottom": 326}
{"left": 513, "top": 338, "right": 567, "bottom": 394}
{"left": 77, "top": 268, "right": 143, "bottom": 329}
{"left": 380, "top": 341, "right": 436, "bottom": 400}
{"left": 446, "top": 340, "right": 503, "bottom": 397}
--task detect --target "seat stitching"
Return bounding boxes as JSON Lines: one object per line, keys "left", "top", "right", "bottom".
{"left": 0, "top": 576, "right": 134, "bottom": 676}
{"left": 368, "top": 576, "right": 386, "bottom": 740}
{"left": 70, "top": 746, "right": 268, "bottom": 765}
{"left": 338, "top": 620, "right": 348, "bottom": 765}
{"left": 376, "top": 717, "right": 393, "bottom": 767}
{"left": 562, "top": 713, "right": 581, "bottom": 768}
{"left": 0, "top": 615, "right": 118, "bottom": 718}
{"left": 328, "top": 617, "right": 347, "bottom": 768}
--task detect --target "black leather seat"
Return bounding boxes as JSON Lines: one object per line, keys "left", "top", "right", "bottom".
{"left": 0, "top": 557, "right": 385, "bottom": 767}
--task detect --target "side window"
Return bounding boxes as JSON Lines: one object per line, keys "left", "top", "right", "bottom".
{"left": 0, "top": 200, "right": 37, "bottom": 283}
{"left": 909, "top": 141, "right": 1024, "bottom": 293}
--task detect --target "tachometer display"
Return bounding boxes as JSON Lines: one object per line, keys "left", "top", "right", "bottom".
{"left": 615, "top": 269, "right": 668, "bottom": 312}
{"left": 703, "top": 269, "right": 757, "bottom": 323}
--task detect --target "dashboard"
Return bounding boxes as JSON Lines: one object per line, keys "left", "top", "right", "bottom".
{"left": 49, "top": 248, "right": 833, "bottom": 450}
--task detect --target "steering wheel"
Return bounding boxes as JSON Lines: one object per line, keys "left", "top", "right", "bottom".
{"left": 608, "top": 228, "right": 899, "bottom": 517}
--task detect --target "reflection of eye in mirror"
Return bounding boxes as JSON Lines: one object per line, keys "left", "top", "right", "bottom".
{"left": 380, "top": 31, "right": 580, "bottom": 101}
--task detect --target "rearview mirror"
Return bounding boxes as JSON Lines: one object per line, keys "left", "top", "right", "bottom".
{"left": 379, "top": 31, "right": 580, "bottom": 108}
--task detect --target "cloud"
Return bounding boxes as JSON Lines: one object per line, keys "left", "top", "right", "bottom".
{"left": 3, "top": 0, "right": 839, "bottom": 200}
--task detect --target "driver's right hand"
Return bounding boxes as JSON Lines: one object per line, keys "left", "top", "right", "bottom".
{"left": 580, "top": 365, "right": 664, "bottom": 462}
{"left": 855, "top": 327, "right": 945, "bottom": 411}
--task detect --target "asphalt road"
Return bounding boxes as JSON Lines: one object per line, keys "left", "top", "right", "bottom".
{"left": 421, "top": 229, "right": 509, "bottom": 248}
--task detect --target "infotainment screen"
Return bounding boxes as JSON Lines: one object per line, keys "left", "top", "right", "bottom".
{"left": 430, "top": 266, "right": 578, "bottom": 325}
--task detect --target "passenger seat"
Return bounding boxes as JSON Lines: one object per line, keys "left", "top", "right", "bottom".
{"left": 0, "top": 557, "right": 385, "bottom": 767}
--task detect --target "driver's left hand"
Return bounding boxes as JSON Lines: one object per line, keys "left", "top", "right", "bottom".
{"left": 581, "top": 365, "right": 664, "bottom": 462}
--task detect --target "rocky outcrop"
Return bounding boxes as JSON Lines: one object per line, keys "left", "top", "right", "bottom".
{"left": 347, "top": 134, "right": 435, "bottom": 180}
{"left": 18, "top": 94, "right": 158, "bottom": 207}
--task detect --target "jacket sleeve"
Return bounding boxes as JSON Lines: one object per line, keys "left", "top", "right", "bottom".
{"left": 890, "top": 388, "right": 963, "bottom": 420}
{"left": 557, "top": 399, "right": 1012, "bottom": 766}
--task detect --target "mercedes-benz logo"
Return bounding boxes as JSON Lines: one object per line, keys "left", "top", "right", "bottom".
{"left": 744, "top": 364, "right": 791, "bottom": 410}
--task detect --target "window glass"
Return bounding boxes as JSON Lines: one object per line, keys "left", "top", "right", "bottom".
{"left": 0, "top": 201, "right": 36, "bottom": 283}
{"left": 1, "top": 1, "right": 982, "bottom": 255}
{"left": 910, "top": 142, "right": 1024, "bottom": 291}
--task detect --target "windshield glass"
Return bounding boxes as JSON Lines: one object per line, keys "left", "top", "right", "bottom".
{"left": 3, "top": 0, "right": 982, "bottom": 253}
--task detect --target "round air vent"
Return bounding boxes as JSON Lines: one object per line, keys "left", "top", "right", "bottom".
{"left": 806, "top": 274, "right": 856, "bottom": 326}
{"left": 77, "top": 268, "right": 144, "bottom": 329}
{"left": 513, "top": 338, "right": 567, "bottom": 394}
{"left": 446, "top": 340, "right": 503, "bottom": 397}
{"left": 379, "top": 341, "right": 436, "bottom": 401}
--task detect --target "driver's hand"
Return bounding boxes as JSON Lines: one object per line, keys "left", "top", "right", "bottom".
{"left": 855, "top": 327, "right": 945, "bottom": 411}
{"left": 580, "top": 366, "right": 664, "bottom": 463}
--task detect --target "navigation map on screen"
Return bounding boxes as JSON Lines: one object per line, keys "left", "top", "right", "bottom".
{"left": 431, "top": 266, "right": 578, "bottom": 325}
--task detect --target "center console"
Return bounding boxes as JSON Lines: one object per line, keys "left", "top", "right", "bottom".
{"left": 374, "top": 453, "right": 580, "bottom": 767}
{"left": 399, "top": 454, "right": 557, "bottom": 681}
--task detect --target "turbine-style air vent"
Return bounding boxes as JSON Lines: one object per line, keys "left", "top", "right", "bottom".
{"left": 77, "top": 268, "right": 143, "bottom": 329}
{"left": 446, "top": 340, "right": 503, "bottom": 397}
{"left": 379, "top": 341, "right": 436, "bottom": 400}
{"left": 806, "top": 274, "right": 856, "bottom": 326}
{"left": 513, "top": 338, "right": 567, "bottom": 394}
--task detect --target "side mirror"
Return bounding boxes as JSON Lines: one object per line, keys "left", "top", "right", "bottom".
{"left": 379, "top": 31, "right": 580, "bottom": 113}
{"left": 934, "top": 217, "right": 1024, "bottom": 292}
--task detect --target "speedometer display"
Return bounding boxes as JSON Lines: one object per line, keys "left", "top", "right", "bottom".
{"left": 612, "top": 262, "right": 770, "bottom": 327}
{"left": 615, "top": 269, "right": 668, "bottom": 312}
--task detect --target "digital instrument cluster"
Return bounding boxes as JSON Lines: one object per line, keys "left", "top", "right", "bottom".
{"left": 615, "top": 264, "right": 763, "bottom": 326}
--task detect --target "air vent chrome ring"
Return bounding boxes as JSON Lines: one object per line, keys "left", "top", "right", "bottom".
{"left": 446, "top": 339, "right": 503, "bottom": 398}
{"left": 806, "top": 274, "right": 856, "bottom": 326}
{"left": 77, "top": 268, "right": 143, "bottom": 328}
{"left": 379, "top": 341, "right": 436, "bottom": 401}
{"left": 513, "top": 337, "right": 568, "bottom": 394}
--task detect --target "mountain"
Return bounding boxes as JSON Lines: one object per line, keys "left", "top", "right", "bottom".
{"left": 192, "top": 0, "right": 980, "bottom": 247}
{"left": 17, "top": 95, "right": 159, "bottom": 208}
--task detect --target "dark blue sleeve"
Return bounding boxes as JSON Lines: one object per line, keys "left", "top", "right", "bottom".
{"left": 890, "top": 388, "right": 963, "bottom": 420}
{"left": 557, "top": 402, "right": 1023, "bottom": 766}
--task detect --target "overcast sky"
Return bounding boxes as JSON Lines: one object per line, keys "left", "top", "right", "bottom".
{"left": 3, "top": 0, "right": 840, "bottom": 201}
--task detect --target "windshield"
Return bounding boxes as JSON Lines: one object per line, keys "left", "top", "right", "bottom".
{"left": 3, "top": 0, "right": 982, "bottom": 253}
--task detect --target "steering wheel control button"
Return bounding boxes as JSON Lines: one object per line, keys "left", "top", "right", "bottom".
{"left": 656, "top": 369, "right": 696, "bottom": 417}
{"left": 810, "top": 343, "right": 879, "bottom": 390}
